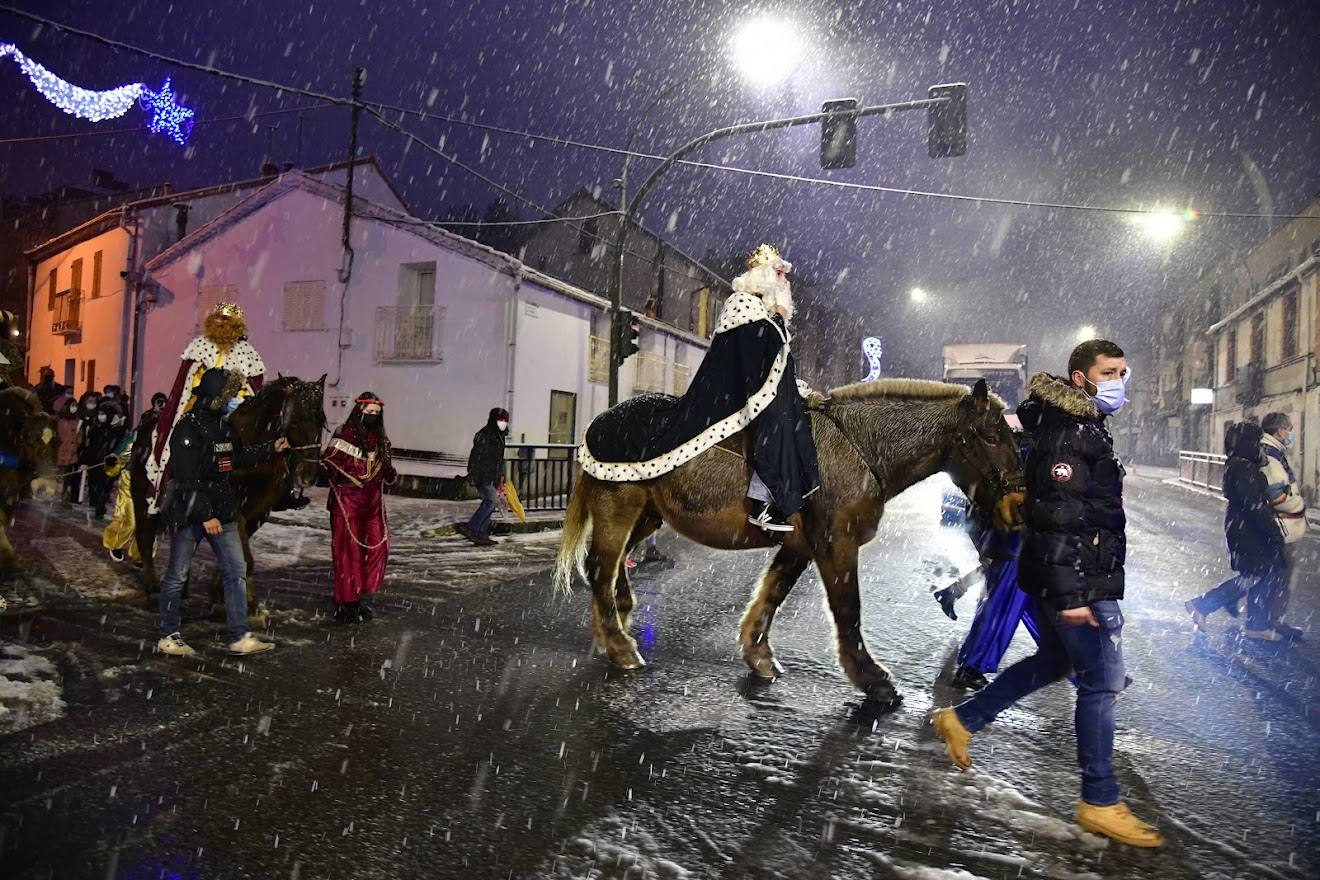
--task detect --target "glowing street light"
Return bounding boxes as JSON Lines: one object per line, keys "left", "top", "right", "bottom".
{"left": 1131, "top": 206, "right": 1196, "bottom": 242}
{"left": 909, "top": 286, "right": 929, "bottom": 305}
{"left": 1076, "top": 325, "right": 1098, "bottom": 343}
{"left": 730, "top": 17, "right": 803, "bottom": 86}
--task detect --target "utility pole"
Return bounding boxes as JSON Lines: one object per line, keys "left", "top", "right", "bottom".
{"left": 339, "top": 67, "right": 365, "bottom": 284}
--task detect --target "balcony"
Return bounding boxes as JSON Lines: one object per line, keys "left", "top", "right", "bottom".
{"left": 374, "top": 305, "right": 443, "bottom": 363}
{"left": 51, "top": 288, "right": 82, "bottom": 336}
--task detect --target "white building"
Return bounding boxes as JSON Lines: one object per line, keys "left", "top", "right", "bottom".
{"left": 27, "top": 163, "right": 709, "bottom": 485}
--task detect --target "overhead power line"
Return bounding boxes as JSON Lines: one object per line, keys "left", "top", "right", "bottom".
{"left": 431, "top": 210, "right": 617, "bottom": 228}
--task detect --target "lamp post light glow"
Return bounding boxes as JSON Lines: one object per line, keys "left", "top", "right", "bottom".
{"left": 909, "top": 286, "right": 929, "bottom": 305}
{"left": 1076, "top": 325, "right": 1098, "bottom": 343}
{"left": 1190, "top": 388, "right": 1214, "bottom": 406}
{"left": 730, "top": 18, "right": 803, "bottom": 86}
{"left": 1131, "top": 206, "right": 1196, "bottom": 242}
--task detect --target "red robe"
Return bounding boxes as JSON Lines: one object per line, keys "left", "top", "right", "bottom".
{"left": 322, "top": 425, "right": 396, "bottom": 604}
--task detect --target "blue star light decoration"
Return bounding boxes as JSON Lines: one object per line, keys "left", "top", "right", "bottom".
{"left": 140, "top": 79, "right": 195, "bottom": 144}
{"left": 2, "top": 43, "right": 195, "bottom": 145}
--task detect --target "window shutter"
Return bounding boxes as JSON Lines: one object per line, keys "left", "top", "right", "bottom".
{"left": 282, "top": 280, "right": 326, "bottom": 331}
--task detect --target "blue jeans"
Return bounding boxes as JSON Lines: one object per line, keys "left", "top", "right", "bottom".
{"left": 955, "top": 598, "right": 1127, "bottom": 806}
{"left": 158, "top": 521, "right": 250, "bottom": 644}
{"left": 467, "top": 483, "right": 500, "bottom": 538}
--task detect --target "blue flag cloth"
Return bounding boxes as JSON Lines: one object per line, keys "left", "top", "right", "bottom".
{"left": 956, "top": 526, "right": 1040, "bottom": 674}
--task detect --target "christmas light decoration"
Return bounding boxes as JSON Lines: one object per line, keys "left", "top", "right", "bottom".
{"left": 1, "top": 43, "right": 194, "bottom": 143}
{"left": 862, "top": 336, "right": 883, "bottom": 381}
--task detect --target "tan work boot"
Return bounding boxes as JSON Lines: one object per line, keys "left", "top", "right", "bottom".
{"left": 931, "top": 707, "right": 973, "bottom": 770}
{"left": 1076, "top": 801, "right": 1165, "bottom": 847}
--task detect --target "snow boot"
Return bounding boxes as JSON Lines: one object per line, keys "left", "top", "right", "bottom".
{"left": 157, "top": 632, "right": 196, "bottom": 657}
{"left": 1075, "top": 802, "right": 1165, "bottom": 847}
{"left": 931, "top": 707, "right": 973, "bottom": 770}
{"left": 228, "top": 633, "right": 275, "bottom": 656}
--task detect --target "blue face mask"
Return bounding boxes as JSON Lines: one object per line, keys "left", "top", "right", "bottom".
{"left": 223, "top": 397, "right": 243, "bottom": 415}
{"left": 1081, "top": 368, "right": 1131, "bottom": 415}
{"left": 1285, "top": 431, "right": 1295, "bottom": 449}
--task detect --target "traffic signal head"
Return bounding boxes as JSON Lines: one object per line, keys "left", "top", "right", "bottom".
{"left": 613, "top": 308, "right": 641, "bottom": 366}
{"left": 927, "top": 83, "right": 967, "bottom": 158}
{"left": 820, "top": 98, "right": 858, "bottom": 170}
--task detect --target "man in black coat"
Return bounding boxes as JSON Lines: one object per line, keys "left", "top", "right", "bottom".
{"left": 1185, "top": 421, "right": 1288, "bottom": 638}
{"left": 933, "top": 339, "right": 1164, "bottom": 848}
{"left": 457, "top": 407, "right": 509, "bottom": 547}
{"left": 155, "top": 369, "right": 288, "bottom": 657}
{"left": 81, "top": 399, "right": 126, "bottom": 519}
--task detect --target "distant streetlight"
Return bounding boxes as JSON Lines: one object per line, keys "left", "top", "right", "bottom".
{"left": 1131, "top": 206, "right": 1196, "bottom": 242}
{"left": 1076, "top": 325, "right": 1098, "bottom": 343}
{"left": 1190, "top": 388, "right": 1214, "bottom": 405}
{"left": 730, "top": 18, "right": 803, "bottom": 86}
{"left": 909, "top": 286, "right": 929, "bottom": 305}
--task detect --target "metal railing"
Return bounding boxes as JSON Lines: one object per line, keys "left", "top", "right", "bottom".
{"left": 1178, "top": 450, "right": 1227, "bottom": 492}
{"left": 52, "top": 288, "right": 81, "bottom": 335}
{"left": 503, "top": 443, "right": 577, "bottom": 511}
{"left": 375, "top": 305, "right": 443, "bottom": 363}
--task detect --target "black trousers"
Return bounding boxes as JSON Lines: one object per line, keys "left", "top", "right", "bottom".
{"left": 749, "top": 366, "right": 820, "bottom": 516}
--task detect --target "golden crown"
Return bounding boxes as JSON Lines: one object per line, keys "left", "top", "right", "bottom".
{"left": 212, "top": 302, "right": 244, "bottom": 319}
{"left": 746, "top": 243, "right": 782, "bottom": 269}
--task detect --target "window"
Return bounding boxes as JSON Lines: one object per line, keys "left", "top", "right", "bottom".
{"left": 548, "top": 390, "right": 576, "bottom": 460}
{"left": 374, "top": 305, "right": 443, "bottom": 362}
{"left": 633, "top": 352, "right": 666, "bottom": 393}
{"left": 1250, "top": 312, "right": 1265, "bottom": 365}
{"left": 672, "top": 361, "right": 691, "bottom": 395}
{"left": 1225, "top": 328, "right": 1237, "bottom": 383}
{"left": 47, "top": 268, "right": 56, "bottom": 311}
{"left": 70, "top": 258, "right": 83, "bottom": 296}
{"left": 577, "top": 217, "right": 599, "bottom": 255}
{"left": 85, "top": 358, "right": 95, "bottom": 395}
{"left": 1282, "top": 288, "right": 1298, "bottom": 360}
{"left": 398, "top": 262, "right": 436, "bottom": 307}
{"left": 282, "top": 280, "right": 326, "bottom": 331}
{"left": 588, "top": 335, "right": 609, "bottom": 384}
{"left": 91, "top": 250, "right": 103, "bottom": 298}
{"left": 197, "top": 284, "right": 236, "bottom": 329}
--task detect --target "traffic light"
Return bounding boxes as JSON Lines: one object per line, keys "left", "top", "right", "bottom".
{"left": 613, "top": 308, "right": 641, "bottom": 366}
{"left": 927, "top": 83, "right": 967, "bottom": 158}
{"left": 820, "top": 98, "right": 858, "bottom": 169}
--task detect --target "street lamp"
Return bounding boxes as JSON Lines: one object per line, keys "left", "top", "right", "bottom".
{"left": 1076, "top": 325, "right": 1098, "bottom": 343}
{"left": 909, "top": 286, "right": 929, "bottom": 305}
{"left": 731, "top": 18, "right": 803, "bottom": 86}
{"left": 1131, "top": 206, "right": 1195, "bottom": 243}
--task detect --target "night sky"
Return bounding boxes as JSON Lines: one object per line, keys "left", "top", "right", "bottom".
{"left": 4, "top": 0, "right": 1318, "bottom": 377}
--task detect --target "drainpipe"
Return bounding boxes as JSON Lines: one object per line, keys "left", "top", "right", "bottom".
{"left": 505, "top": 272, "right": 521, "bottom": 413}
{"left": 23, "top": 258, "right": 37, "bottom": 381}
{"left": 121, "top": 208, "right": 143, "bottom": 404}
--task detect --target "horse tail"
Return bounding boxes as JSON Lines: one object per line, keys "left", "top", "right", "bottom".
{"left": 554, "top": 473, "right": 593, "bottom": 594}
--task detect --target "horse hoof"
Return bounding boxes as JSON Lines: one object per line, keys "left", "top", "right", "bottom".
{"left": 610, "top": 651, "right": 646, "bottom": 670}
{"left": 863, "top": 682, "right": 903, "bottom": 708}
{"left": 746, "top": 655, "right": 785, "bottom": 680}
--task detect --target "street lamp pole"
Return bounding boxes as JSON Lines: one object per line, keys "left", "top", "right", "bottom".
{"left": 607, "top": 93, "right": 955, "bottom": 404}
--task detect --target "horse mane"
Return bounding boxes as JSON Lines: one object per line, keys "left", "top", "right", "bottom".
{"left": 828, "top": 378, "right": 1003, "bottom": 409}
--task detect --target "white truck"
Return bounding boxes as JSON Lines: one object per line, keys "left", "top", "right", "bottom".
{"left": 942, "top": 343, "right": 1029, "bottom": 408}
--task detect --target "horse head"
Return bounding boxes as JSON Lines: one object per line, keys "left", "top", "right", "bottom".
{"left": 944, "top": 379, "right": 1026, "bottom": 531}
{"left": 0, "top": 388, "right": 60, "bottom": 501}
{"left": 235, "top": 374, "right": 327, "bottom": 487}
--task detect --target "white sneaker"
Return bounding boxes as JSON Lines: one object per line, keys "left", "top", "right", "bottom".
{"left": 157, "top": 632, "right": 196, "bottom": 656}
{"left": 228, "top": 633, "right": 275, "bottom": 655}
{"left": 748, "top": 501, "right": 795, "bottom": 533}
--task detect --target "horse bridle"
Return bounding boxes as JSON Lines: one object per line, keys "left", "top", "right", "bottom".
{"left": 949, "top": 429, "right": 1026, "bottom": 500}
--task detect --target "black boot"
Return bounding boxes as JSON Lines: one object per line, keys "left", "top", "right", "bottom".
{"left": 933, "top": 587, "right": 959, "bottom": 621}
{"left": 949, "top": 666, "right": 989, "bottom": 690}
{"left": 358, "top": 598, "right": 374, "bottom": 622}
{"left": 333, "top": 603, "right": 360, "bottom": 625}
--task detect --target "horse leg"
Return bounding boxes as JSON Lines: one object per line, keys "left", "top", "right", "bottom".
{"left": 814, "top": 543, "right": 901, "bottom": 705}
{"left": 586, "top": 500, "right": 646, "bottom": 669}
{"left": 739, "top": 544, "right": 811, "bottom": 679}
{"left": 616, "top": 514, "right": 660, "bottom": 630}
{"left": 135, "top": 507, "right": 160, "bottom": 599}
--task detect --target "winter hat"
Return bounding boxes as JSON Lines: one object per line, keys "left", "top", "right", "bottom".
{"left": 192, "top": 368, "right": 230, "bottom": 401}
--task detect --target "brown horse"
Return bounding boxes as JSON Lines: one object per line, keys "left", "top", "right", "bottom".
{"left": 0, "top": 387, "right": 60, "bottom": 571}
{"left": 131, "top": 375, "right": 327, "bottom": 604}
{"left": 554, "top": 378, "right": 1026, "bottom": 705}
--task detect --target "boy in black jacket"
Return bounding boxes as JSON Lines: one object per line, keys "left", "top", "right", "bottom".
{"left": 933, "top": 340, "right": 1164, "bottom": 848}
{"left": 156, "top": 369, "right": 288, "bottom": 657}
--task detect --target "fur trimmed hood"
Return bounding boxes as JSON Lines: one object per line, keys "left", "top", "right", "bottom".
{"left": 1022, "top": 372, "right": 1099, "bottom": 420}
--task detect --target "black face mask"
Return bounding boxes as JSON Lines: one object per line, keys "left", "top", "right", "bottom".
{"left": 362, "top": 414, "right": 381, "bottom": 428}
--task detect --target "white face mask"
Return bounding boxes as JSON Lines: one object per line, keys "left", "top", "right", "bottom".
{"left": 496, "top": 420, "right": 509, "bottom": 432}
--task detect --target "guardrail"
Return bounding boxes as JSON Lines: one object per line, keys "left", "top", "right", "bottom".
{"left": 503, "top": 443, "right": 577, "bottom": 511}
{"left": 1178, "top": 450, "right": 1227, "bottom": 492}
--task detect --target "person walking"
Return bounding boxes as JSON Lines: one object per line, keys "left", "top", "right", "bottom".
{"left": 457, "top": 408, "right": 509, "bottom": 547}
{"left": 1260, "top": 411, "right": 1308, "bottom": 638}
{"left": 322, "top": 393, "right": 396, "bottom": 624}
{"left": 55, "top": 398, "right": 81, "bottom": 505}
{"left": 1184, "top": 421, "right": 1289, "bottom": 640}
{"left": 155, "top": 369, "right": 288, "bottom": 657}
{"left": 931, "top": 339, "right": 1164, "bottom": 848}
{"left": 82, "top": 399, "right": 126, "bottom": 519}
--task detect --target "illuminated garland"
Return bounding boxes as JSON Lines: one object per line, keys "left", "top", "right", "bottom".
{"left": 1, "top": 43, "right": 194, "bottom": 143}
{"left": 862, "top": 336, "right": 883, "bottom": 381}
